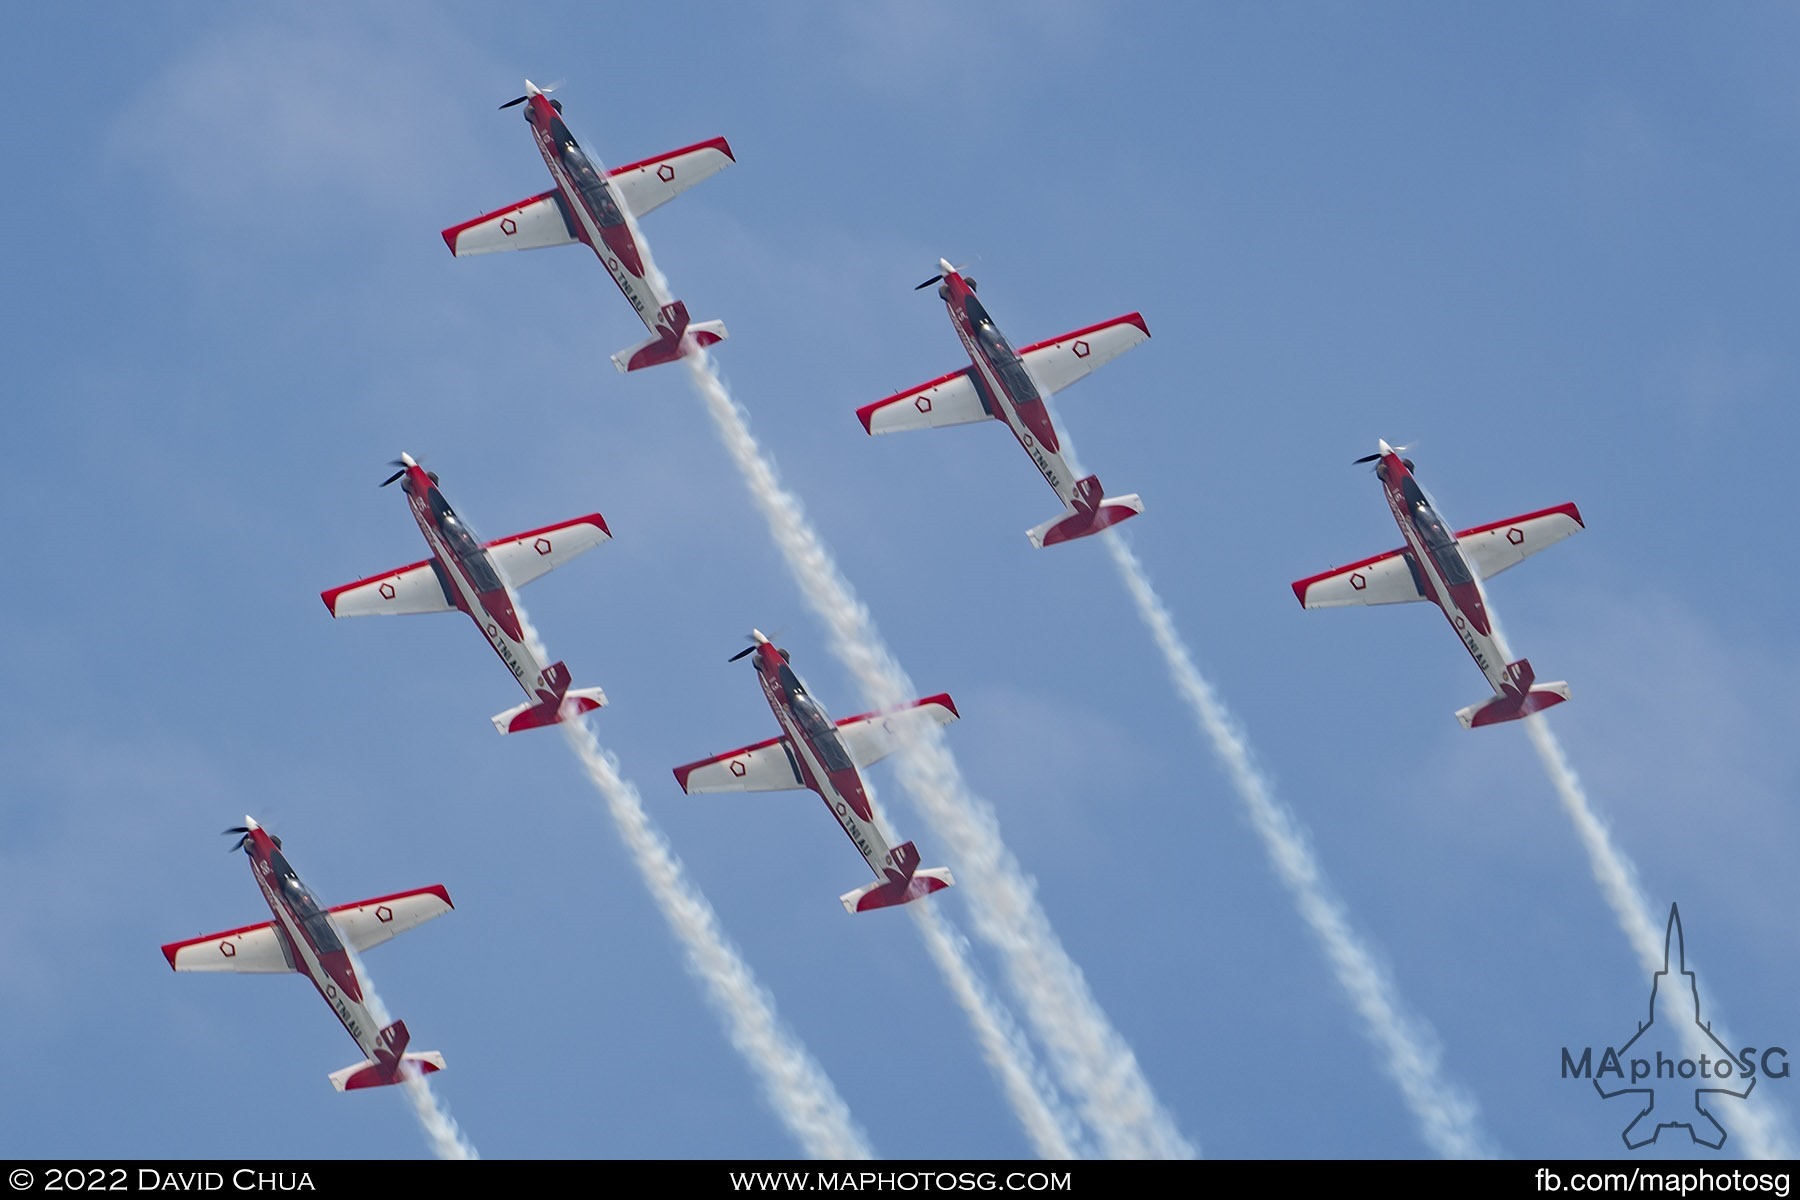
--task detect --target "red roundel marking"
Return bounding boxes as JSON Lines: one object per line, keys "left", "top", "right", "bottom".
{"left": 1072, "top": 339, "right": 1091, "bottom": 359}
{"left": 1506, "top": 527, "right": 1524, "bottom": 545}
{"left": 534, "top": 537, "right": 553, "bottom": 556}
{"left": 729, "top": 761, "right": 747, "bottom": 777}
{"left": 656, "top": 164, "right": 676, "bottom": 182}
{"left": 376, "top": 905, "right": 394, "bottom": 924}
{"left": 379, "top": 582, "right": 397, "bottom": 600}
{"left": 1350, "top": 573, "right": 1367, "bottom": 591}
{"left": 500, "top": 217, "right": 518, "bottom": 236}
{"left": 220, "top": 942, "right": 237, "bottom": 958}
{"left": 915, "top": 395, "right": 932, "bottom": 413}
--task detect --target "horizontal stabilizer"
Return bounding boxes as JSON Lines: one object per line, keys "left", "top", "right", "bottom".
{"left": 1455, "top": 659, "right": 1570, "bottom": 728}
{"left": 330, "top": 1052, "right": 446, "bottom": 1092}
{"left": 611, "top": 302, "right": 727, "bottom": 372}
{"left": 840, "top": 867, "right": 955, "bottom": 914}
{"left": 1027, "top": 490, "right": 1143, "bottom": 548}
{"left": 492, "top": 666, "right": 605, "bottom": 734}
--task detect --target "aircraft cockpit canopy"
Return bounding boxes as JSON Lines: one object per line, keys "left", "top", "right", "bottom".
{"left": 782, "top": 672, "right": 853, "bottom": 772}
{"left": 270, "top": 850, "right": 344, "bottom": 955}
{"left": 430, "top": 494, "right": 503, "bottom": 593}
{"left": 551, "top": 118, "right": 625, "bottom": 229}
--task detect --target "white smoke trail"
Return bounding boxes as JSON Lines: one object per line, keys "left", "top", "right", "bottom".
{"left": 683, "top": 350, "right": 1195, "bottom": 1159}
{"left": 1102, "top": 532, "right": 1494, "bottom": 1158}
{"left": 1523, "top": 716, "right": 1794, "bottom": 1159}
{"left": 500, "top": 586, "right": 873, "bottom": 1158}
{"left": 341, "top": 944, "right": 478, "bottom": 1160}
{"left": 1468, "top": 600, "right": 1795, "bottom": 1159}
{"left": 559, "top": 721, "right": 877, "bottom": 1159}
{"left": 909, "top": 904, "right": 1086, "bottom": 1159}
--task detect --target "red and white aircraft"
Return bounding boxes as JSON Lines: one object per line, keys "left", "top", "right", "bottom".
{"left": 321, "top": 453, "right": 610, "bottom": 734}
{"left": 1291, "top": 440, "right": 1585, "bottom": 728}
{"left": 673, "top": 631, "right": 959, "bottom": 913}
{"left": 858, "top": 259, "right": 1151, "bottom": 547}
{"left": 441, "top": 81, "right": 733, "bottom": 372}
{"left": 161, "top": 817, "right": 454, "bottom": 1092}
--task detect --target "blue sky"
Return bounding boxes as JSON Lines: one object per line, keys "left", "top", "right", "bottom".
{"left": 4, "top": 2, "right": 1798, "bottom": 1161}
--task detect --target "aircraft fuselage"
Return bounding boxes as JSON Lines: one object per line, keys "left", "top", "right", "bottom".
{"left": 940, "top": 271, "right": 1083, "bottom": 510}
{"left": 240, "top": 828, "right": 394, "bottom": 1079}
{"left": 524, "top": 94, "right": 674, "bottom": 340}
{"left": 1376, "top": 450, "right": 1514, "bottom": 698}
{"left": 399, "top": 465, "right": 558, "bottom": 705}
{"left": 751, "top": 645, "right": 901, "bottom": 883}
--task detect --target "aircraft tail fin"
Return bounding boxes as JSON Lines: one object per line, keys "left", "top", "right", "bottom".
{"left": 328, "top": 1020, "right": 446, "bottom": 1091}
{"left": 1455, "top": 658, "right": 1570, "bottom": 728}
{"left": 838, "top": 841, "right": 955, "bottom": 913}
{"left": 1027, "top": 475, "right": 1143, "bottom": 548}
{"left": 611, "top": 301, "right": 728, "bottom": 372}
{"left": 490, "top": 661, "right": 606, "bottom": 734}
{"left": 329, "top": 1051, "right": 447, "bottom": 1092}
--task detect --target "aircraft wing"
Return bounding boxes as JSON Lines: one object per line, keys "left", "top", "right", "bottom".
{"left": 1457, "top": 503, "right": 1585, "bottom": 581}
{"left": 835, "top": 694, "right": 961, "bottom": 770}
{"left": 162, "top": 920, "right": 296, "bottom": 974}
{"left": 1018, "top": 314, "right": 1151, "bottom": 396}
{"left": 321, "top": 559, "right": 456, "bottom": 618}
{"left": 609, "top": 137, "right": 736, "bottom": 219}
{"left": 441, "top": 189, "right": 582, "bottom": 256}
{"left": 857, "top": 367, "right": 991, "bottom": 435}
{"left": 485, "top": 514, "right": 612, "bottom": 590}
{"left": 327, "top": 885, "right": 455, "bottom": 955}
{"left": 673, "top": 734, "right": 805, "bottom": 795}
{"left": 1291, "top": 547, "right": 1427, "bottom": 609}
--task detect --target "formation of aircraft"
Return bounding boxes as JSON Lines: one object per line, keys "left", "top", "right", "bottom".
{"left": 1290, "top": 440, "right": 1584, "bottom": 728}
{"left": 320, "top": 453, "right": 611, "bottom": 734}
{"left": 672, "top": 631, "right": 959, "bottom": 913}
{"left": 440, "top": 80, "right": 734, "bottom": 373}
{"left": 160, "top": 818, "right": 454, "bottom": 1091}
{"left": 171, "top": 81, "right": 1597, "bottom": 1101}
{"left": 857, "top": 259, "right": 1152, "bottom": 548}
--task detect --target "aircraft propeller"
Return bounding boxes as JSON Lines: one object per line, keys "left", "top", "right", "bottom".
{"left": 728, "top": 629, "right": 788, "bottom": 662}
{"left": 500, "top": 80, "right": 564, "bottom": 111}
{"left": 381, "top": 456, "right": 438, "bottom": 487}
{"left": 1354, "top": 442, "right": 1415, "bottom": 469}
{"left": 914, "top": 258, "right": 975, "bottom": 292}
{"left": 223, "top": 826, "right": 252, "bottom": 853}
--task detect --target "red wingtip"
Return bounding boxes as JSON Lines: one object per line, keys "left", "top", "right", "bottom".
{"left": 922, "top": 692, "right": 960, "bottom": 719}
